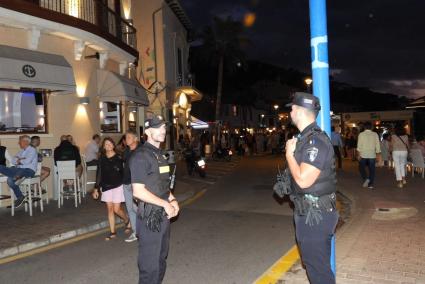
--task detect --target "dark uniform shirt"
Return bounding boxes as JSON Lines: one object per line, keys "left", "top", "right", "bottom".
{"left": 292, "top": 122, "right": 336, "bottom": 196}
{"left": 129, "top": 142, "right": 170, "bottom": 200}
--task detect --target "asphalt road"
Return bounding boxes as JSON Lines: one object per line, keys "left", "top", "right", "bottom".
{"left": 0, "top": 155, "right": 296, "bottom": 284}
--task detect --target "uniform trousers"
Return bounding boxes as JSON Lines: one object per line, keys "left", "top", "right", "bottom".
{"left": 295, "top": 210, "right": 339, "bottom": 284}
{"left": 137, "top": 214, "right": 170, "bottom": 284}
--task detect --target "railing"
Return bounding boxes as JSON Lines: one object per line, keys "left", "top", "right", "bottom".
{"left": 22, "top": 0, "right": 137, "bottom": 50}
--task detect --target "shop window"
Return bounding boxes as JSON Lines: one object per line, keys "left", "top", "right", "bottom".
{"left": 0, "top": 90, "right": 47, "bottom": 134}
{"left": 100, "top": 102, "right": 122, "bottom": 133}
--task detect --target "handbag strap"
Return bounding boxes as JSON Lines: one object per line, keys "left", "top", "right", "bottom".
{"left": 397, "top": 135, "right": 409, "bottom": 151}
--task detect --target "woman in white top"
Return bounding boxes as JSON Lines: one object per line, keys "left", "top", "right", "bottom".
{"left": 390, "top": 125, "right": 409, "bottom": 188}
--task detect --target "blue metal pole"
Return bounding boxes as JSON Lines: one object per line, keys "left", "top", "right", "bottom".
{"left": 309, "top": 0, "right": 331, "bottom": 136}
{"left": 309, "top": 0, "right": 336, "bottom": 276}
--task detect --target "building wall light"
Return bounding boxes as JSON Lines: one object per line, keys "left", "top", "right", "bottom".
{"left": 79, "top": 97, "right": 90, "bottom": 105}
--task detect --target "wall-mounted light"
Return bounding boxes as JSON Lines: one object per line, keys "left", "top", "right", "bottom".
{"left": 178, "top": 93, "right": 188, "bottom": 109}
{"left": 76, "top": 85, "right": 86, "bottom": 97}
{"left": 79, "top": 97, "right": 90, "bottom": 105}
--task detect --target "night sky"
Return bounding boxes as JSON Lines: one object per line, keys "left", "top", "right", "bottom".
{"left": 180, "top": 0, "right": 425, "bottom": 99}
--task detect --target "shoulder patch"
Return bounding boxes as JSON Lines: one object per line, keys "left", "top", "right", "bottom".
{"left": 307, "top": 147, "right": 319, "bottom": 162}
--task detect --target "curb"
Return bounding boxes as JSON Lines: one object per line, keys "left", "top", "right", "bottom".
{"left": 0, "top": 191, "right": 198, "bottom": 260}
{"left": 0, "top": 220, "right": 110, "bottom": 259}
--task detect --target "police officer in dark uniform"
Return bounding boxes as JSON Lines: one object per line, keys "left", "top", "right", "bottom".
{"left": 129, "top": 115, "right": 179, "bottom": 284}
{"left": 285, "top": 92, "right": 338, "bottom": 284}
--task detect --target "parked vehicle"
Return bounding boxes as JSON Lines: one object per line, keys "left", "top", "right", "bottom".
{"left": 212, "top": 146, "right": 232, "bottom": 162}
{"left": 184, "top": 148, "right": 206, "bottom": 178}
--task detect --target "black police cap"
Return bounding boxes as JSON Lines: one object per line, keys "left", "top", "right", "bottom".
{"left": 285, "top": 92, "right": 321, "bottom": 112}
{"left": 144, "top": 115, "right": 168, "bottom": 129}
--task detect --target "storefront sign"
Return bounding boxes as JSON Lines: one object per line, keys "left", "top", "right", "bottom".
{"left": 22, "top": 64, "right": 36, "bottom": 78}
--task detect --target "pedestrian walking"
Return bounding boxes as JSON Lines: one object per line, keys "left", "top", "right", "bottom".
{"left": 331, "top": 126, "right": 343, "bottom": 169}
{"left": 356, "top": 121, "right": 381, "bottom": 189}
{"left": 380, "top": 133, "right": 391, "bottom": 167}
{"left": 130, "top": 115, "right": 179, "bottom": 284}
{"left": 122, "top": 130, "right": 142, "bottom": 242}
{"left": 390, "top": 124, "right": 409, "bottom": 188}
{"left": 285, "top": 92, "right": 338, "bottom": 284}
{"left": 92, "top": 137, "right": 131, "bottom": 241}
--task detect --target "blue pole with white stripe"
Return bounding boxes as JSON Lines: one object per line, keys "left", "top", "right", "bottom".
{"left": 309, "top": 0, "right": 336, "bottom": 275}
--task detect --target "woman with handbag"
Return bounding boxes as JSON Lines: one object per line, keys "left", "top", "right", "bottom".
{"left": 92, "top": 137, "right": 131, "bottom": 240}
{"left": 390, "top": 125, "right": 409, "bottom": 188}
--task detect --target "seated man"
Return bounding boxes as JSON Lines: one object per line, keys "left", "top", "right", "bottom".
{"left": 84, "top": 134, "right": 100, "bottom": 166}
{"left": 0, "top": 135, "right": 38, "bottom": 208}
{"left": 54, "top": 135, "right": 82, "bottom": 177}
{"left": 30, "top": 136, "right": 51, "bottom": 182}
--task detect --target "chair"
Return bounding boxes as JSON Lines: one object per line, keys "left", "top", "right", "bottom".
{"left": 409, "top": 149, "right": 425, "bottom": 178}
{"left": 81, "top": 154, "right": 97, "bottom": 196}
{"left": 57, "top": 160, "right": 81, "bottom": 208}
{"left": 0, "top": 175, "right": 14, "bottom": 216}
{"left": 20, "top": 162, "right": 43, "bottom": 217}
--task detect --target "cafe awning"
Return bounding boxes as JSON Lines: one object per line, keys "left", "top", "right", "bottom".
{"left": 96, "top": 69, "right": 149, "bottom": 106}
{"left": 0, "top": 44, "right": 76, "bottom": 93}
{"left": 190, "top": 115, "right": 209, "bottom": 129}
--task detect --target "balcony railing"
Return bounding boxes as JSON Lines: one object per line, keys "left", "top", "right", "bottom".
{"left": 1, "top": 0, "right": 137, "bottom": 55}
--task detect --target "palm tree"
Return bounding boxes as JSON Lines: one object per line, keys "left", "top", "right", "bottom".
{"left": 198, "top": 16, "right": 247, "bottom": 138}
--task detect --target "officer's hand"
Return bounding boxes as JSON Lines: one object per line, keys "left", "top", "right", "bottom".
{"left": 170, "top": 200, "right": 180, "bottom": 216}
{"left": 163, "top": 202, "right": 176, "bottom": 219}
{"left": 285, "top": 138, "right": 297, "bottom": 157}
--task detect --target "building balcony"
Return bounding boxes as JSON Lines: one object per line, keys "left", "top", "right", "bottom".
{"left": 0, "top": 0, "right": 138, "bottom": 61}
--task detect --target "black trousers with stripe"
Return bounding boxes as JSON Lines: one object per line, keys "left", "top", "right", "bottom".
{"left": 294, "top": 210, "right": 338, "bottom": 284}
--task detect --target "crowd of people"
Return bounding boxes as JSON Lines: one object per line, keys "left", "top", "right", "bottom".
{"left": 345, "top": 122, "right": 425, "bottom": 189}
{"left": 0, "top": 132, "right": 140, "bottom": 243}
{"left": 178, "top": 126, "right": 301, "bottom": 158}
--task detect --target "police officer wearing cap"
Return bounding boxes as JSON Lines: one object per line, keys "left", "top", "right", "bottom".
{"left": 129, "top": 115, "right": 179, "bottom": 284}
{"left": 285, "top": 92, "right": 338, "bottom": 284}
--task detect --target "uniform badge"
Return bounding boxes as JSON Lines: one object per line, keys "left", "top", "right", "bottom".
{"left": 307, "top": 147, "right": 319, "bottom": 162}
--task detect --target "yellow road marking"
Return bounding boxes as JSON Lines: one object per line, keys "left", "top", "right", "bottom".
{"left": 253, "top": 245, "right": 300, "bottom": 284}
{"left": 1, "top": 188, "right": 208, "bottom": 264}
{"left": 179, "top": 188, "right": 207, "bottom": 207}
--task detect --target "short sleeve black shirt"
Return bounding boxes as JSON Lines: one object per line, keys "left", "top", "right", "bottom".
{"left": 295, "top": 123, "right": 333, "bottom": 171}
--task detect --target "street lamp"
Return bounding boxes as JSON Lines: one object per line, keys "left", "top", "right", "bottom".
{"left": 273, "top": 105, "right": 279, "bottom": 127}
{"left": 305, "top": 77, "right": 313, "bottom": 93}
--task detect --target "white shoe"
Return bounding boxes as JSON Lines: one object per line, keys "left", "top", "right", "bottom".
{"left": 362, "top": 179, "right": 370, "bottom": 188}
{"left": 125, "top": 233, "right": 138, "bottom": 243}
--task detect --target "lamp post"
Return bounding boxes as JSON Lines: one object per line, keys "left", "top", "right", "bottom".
{"left": 305, "top": 77, "right": 313, "bottom": 93}
{"left": 273, "top": 105, "right": 279, "bottom": 127}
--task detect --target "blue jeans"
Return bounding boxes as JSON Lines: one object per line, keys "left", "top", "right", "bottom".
{"left": 359, "top": 158, "right": 376, "bottom": 186}
{"left": 0, "top": 166, "right": 35, "bottom": 198}
{"left": 123, "top": 184, "right": 137, "bottom": 232}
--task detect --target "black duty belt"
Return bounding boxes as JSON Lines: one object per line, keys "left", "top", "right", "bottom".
{"left": 291, "top": 192, "right": 337, "bottom": 226}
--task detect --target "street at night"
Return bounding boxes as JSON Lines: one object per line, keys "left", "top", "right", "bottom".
{"left": 0, "top": 155, "right": 296, "bottom": 284}
{"left": 1, "top": 0, "right": 425, "bottom": 283}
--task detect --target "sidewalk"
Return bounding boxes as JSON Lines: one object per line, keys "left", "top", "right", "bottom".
{"left": 281, "top": 160, "right": 425, "bottom": 284}
{"left": 0, "top": 175, "right": 203, "bottom": 259}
